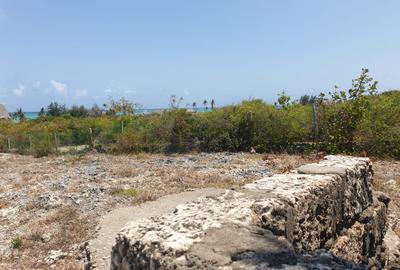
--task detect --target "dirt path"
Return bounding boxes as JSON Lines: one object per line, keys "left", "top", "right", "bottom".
{"left": 89, "top": 188, "right": 224, "bottom": 270}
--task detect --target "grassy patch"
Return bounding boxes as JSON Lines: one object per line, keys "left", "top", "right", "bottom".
{"left": 111, "top": 188, "right": 141, "bottom": 197}
{"left": 11, "top": 236, "right": 22, "bottom": 249}
{"left": 112, "top": 166, "right": 139, "bottom": 178}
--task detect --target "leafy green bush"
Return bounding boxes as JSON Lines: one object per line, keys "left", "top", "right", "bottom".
{"left": 32, "top": 136, "right": 54, "bottom": 157}
{"left": 0, "top": 69, "right": 399, "bottom": 159}
{"left": 354, "top": 91, "right": 400, "bottom": 158}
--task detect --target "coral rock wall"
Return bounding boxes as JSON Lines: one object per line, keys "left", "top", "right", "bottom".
{"left": 111, "top": 156, "right": 389, "bottom": 269}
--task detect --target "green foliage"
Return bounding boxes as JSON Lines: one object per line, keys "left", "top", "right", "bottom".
{"left": 38, "top": 107, "right": 45, "bottom": 117}
{"left": 69, "top": 105, "right": 89, "bottom": 118}
{"left": 276, "top": 91, "right": 291, "bottom": 108}
{"left": 318, "top": 68, "right": 379, "bottom": 154}
{"left": 0, "top": 69, "right": 399, "bottom": 159}
{"left": 105, "top": 97, "right": 135, "bottom": 115}
{"left": 113, "top": 130, "right": 146, "bottom": 153}
{"left": 11, "top": 236, "right": 22, "bottom": 249}
{"left": 90, "top": 104, "right": 103, "bottom": 117}
{"left": 111, "top": 188, "right": 141, "bottom": 197}
{"left": 46, "top": 102, "right": 67, "bottom": 117}
{"left": 32, "top": 136, "right": 54, "bottom": 157}
{"left": 190, "top": 106, "right": 237, "bottom": 152}
{"left": 11, "top": 108, "right": 26, "bottom": 122}
{"left": 299, "top": 95, "right": 317, "bottom": 105}
{"left": 354, "top": 91, "right": 400, "bottom": 158}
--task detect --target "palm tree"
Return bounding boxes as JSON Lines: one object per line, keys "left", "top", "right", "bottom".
{"left": 211, "top": 99, "right": 215, "bottom": 110}
{"left": 13, "top": 108, "right": 26, "bottom": 121}
{"left": 170, "top": 95, "right": 177, "bottom": 108}
{"left": 192, "top": 102, "right": 197, "bottom": 110}
{"left": 203, "top": 100, "right": 208, "bottom": 111}
{"left": 38, "top": 107, "right": 45, "bottom": 117}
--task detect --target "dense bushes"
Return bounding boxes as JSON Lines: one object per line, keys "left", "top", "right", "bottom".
{"left": 1, "top": 71, "right": 399, "bottom": 158}
{"left": 354, "top": 91, "right": 400, "bottom": 157}
{"left": 315, "top": 69, "right": 400, "bottom": 158}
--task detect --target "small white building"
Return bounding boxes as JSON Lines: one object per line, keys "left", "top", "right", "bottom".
{"left": 0, "top": 104, "right": 10, "bottom": 120}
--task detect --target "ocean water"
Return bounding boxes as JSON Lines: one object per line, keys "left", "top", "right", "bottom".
{"left": 25, "top": 112, "right": 39, "bottom": 120}
{"left": 23, "top": 108, "right": 208, "bottom": 120}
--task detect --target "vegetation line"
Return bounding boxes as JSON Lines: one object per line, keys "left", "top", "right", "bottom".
{"left": 1, "top": 69, "right": 399, "bottom": 159}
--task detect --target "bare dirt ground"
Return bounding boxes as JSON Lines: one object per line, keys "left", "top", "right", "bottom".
{"left": 0, "top": 152, "right": 398, "bottom": 269}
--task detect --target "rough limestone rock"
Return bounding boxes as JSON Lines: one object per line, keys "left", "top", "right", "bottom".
{"left": 384, "top": 227, "right": 400, "bottom": 270}
{"left": 111, "top": 155, "right": 389, "bottom": 269}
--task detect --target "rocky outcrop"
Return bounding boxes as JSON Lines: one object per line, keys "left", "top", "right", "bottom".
{"left": 111, "top": 156, "right": 389, "bottom": 269}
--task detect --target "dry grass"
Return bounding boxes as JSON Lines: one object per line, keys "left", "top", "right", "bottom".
{"left": 262, "top": 153, "right": 321, "bottom": 173}
{"left": 133, "top": 152, "right": 156, "bottom": 160}
{"left": 12, "top": 175, "right": 32, "bottom": 190}
{"left": 52, "top": 259, "right": 84, "bottom": 270}
{"left": 112, "top": 165, "right": 139, "bottom": 178}
{"left": 0, "top": 199, "right": 9, "bottom": 209}
{"left": 4, "top": 206, "right": 93, "bottom": 269}
{"left": 132, "top": 189, "right": 160, "bottom": 205}
{"left": 4, "top": 152, "right": 397, "bottom": 269}
{"left": 130, "top": 168, "right": 246, "bottom": 206}
{"left": 66, "top": 154, "right": 89, "bottom": 164}
{"left": 372, "top": 159, "right": 400, "bottom": 238}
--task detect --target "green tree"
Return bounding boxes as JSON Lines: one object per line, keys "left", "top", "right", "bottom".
{"left": 12, "top": 108, "right": 26, "bottom": 121}
{"left": 38, "top": 107, "right": 45, "bottom": 117}
{"left": 107, "top": 98, "right": 135, "bottom": 115}
{"left": 276, "top": 91, "right": 291, "bottom": 109}
{"left": 319, "top": 68, "right": 378, "bottom": 153}
{"left": 211, "top": 99, "right": 215, "bottom": 110}
{"left": 299, "top": 95, "right": 317, "bottom": 105}
{"left": 69, "top": 105, "right": 89, "bottom": 118}
{"left": 203, "top": 100, "right": 208, "bottom": 111}
{"left": 90, "top": 104, "right": 103, "bottom": 117}
{"left": 46, "top": 102, "right": 67, "bottom": 117}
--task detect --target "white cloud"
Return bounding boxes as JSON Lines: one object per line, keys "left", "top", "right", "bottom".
{"left": 104, "top": 88, "right": 113, "bottom": 94}
{"left": 33, "top": 81, "right": 41, "bottom": 89}
{"left": 49, "top": 80, "right": 67, "bottom": 95}
{"left": 12, "top": 84, "right": 25, "bottom": 97}
{"left": 184, "top": 90, "right": 190, "bottom": 96}
{"left": 75, "top": 89, "right": 88, "bottom": 97}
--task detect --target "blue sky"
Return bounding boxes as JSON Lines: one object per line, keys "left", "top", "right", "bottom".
{"left": 0, "top": 1, "right": 400, "bottom": 111}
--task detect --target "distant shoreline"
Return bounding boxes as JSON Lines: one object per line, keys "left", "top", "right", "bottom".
{"left": 20, "top": 107, "right": 209, "bottom": 120}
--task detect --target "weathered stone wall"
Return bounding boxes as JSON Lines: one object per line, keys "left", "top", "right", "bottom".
{"left": 111, "top": 156, "right": 389, "bottom": 269}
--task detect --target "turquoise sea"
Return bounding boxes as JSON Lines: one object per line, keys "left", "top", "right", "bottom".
{"left": 23, "top": 107, "right": 208, "bottom": 120}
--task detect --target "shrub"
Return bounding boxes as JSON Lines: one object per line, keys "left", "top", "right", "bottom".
{"left": 113, "top": 131, "right": 146, "bottom": 153}
{"left": 0, "top": 70, "right": 399, "bottom": 159}
{"left": 11, "top": 236, "right": 22, "bottom": 249}
{"left": 32, "top": 138, "right": 54, "bottom": 157}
